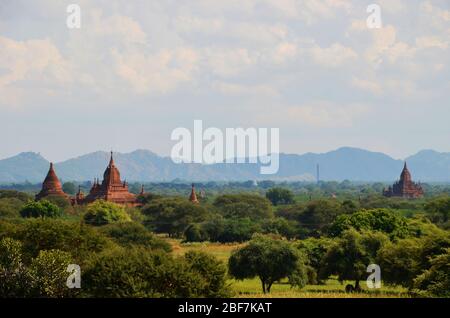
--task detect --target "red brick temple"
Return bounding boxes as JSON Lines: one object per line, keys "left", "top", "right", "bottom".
{"left": 74, "top": 152, "right": 138, "bottom": 206}
{"left": 383, "top": 162, "right": 424, "bottom": 198}
{"left": 35, "top": 163, "right": 70, "bottom": 201}
{"left": 189, "top": 183, "right": 199, "bottom": 203}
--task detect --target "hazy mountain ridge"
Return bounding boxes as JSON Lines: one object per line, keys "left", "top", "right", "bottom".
{"left": 0, "top": 147, "right": 449, "bottom": 183}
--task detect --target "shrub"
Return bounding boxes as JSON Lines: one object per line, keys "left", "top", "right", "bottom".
{"left": 100, "top": 222, "right": 171, "bottom": 252}
{"left": 83, "top": 200, "right": 131, "bottom": 226}
{"left": 20, "top": 200, "right": 62, "bottom": 218}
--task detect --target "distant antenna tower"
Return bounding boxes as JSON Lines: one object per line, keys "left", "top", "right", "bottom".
{"left": 316, "top": 164, "right": 320, "bottom": 184}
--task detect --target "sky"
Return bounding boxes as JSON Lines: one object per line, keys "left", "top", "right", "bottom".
{"left": 0, "top": 0, "right": 449, "bottom": 162}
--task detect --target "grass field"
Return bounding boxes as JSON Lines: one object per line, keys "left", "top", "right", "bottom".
{"left": 166, "top": 238, "right": 409, "bottom": 298}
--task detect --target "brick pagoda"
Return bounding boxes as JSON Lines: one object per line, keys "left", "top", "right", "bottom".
{"left": 35, "top": 163, "right": 70, "bottom": 201}
{"left": 383, "top": 162, "right": 424, "bottom": 198}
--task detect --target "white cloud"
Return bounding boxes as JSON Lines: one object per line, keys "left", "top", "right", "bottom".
{"left": 112, "top": 47, "right": 198, "bottom": 94}
{"left": 309, "top": 43, "right": 358, "bottom": 67}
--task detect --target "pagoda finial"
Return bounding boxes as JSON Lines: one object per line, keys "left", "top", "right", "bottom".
{"left": 140, "top": 185, "right": 145, "bottom": 195}
{"left": 109, "top": 151, "right": 114, "bottom": 166}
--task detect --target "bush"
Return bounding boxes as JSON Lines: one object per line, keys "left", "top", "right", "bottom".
{"left": 29, "top": 249, "right": 73, "bottom": 298}
{"left": 100, "top": 222, "right": 171, "bottom": 252}
{"left": 20, "top": 200, "right": 62, "bottom": 218}
{"left": 83, "top": 200, "right": 131, "bottom": 226}
{"left": 83, "top": 247, "right": 230, "bottom": 297}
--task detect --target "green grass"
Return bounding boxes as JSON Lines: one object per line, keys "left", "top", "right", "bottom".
{"left": 165, "top": 238, "right": 410, "bottom": 298}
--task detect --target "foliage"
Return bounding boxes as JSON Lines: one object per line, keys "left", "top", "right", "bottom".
{"left": 412, "top": 248, "right": 450, "bottom": 297}
{"left": 0, "top": 197, "right": 24, "bottom": 218}
{"left": 328, "top": 208, "right": 409, "bottom": 239}
{"left": 297, "top": 200, "right": 344, "bottom": 236}
{"left": 20, "top": 200, "right": 62, "bottom": 218}
{"left": 0, "top": 238, "right": 74, "bottom": 298}
{"left": 319, "top": 229, "right": 388, "bottom": 289}
{"left": 62, "top": 182, "right": 77, "bottom": 195}
{"left": 425, "top": 196, "right": 450, "bottom": 224}
{"left": 83, "top": 247, "right": 230, "bottom": 297}
{"left": 228, "top": 234, "right": 306, "bottom": 293}
{"left": 213, "top": 194, "right": 273, "bottom": 220}
{"left": 100, "top": 222, "right": 171, "bottom": 252}
{"left": 142, "top": 197, "right": 210, "bottom": 237}
{"left": 83, "top": 200, "right": 131, "bottom": 226}
{"left": 377, "top": 238, "right": 423, "bottom": 289}
{"left": 29, "top": 249, "right": 73, "bottom": 297}
{"left": 9, "top": 218, "right": 110, "bottom": 263}
{"left": 265, "top": 188, "right": 295, "bottom": 206}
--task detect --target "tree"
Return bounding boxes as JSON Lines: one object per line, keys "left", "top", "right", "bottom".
{"left": 0, "top": 197, "right": 24, "bottom": 218}
{"left": 319, "top": 229, "right": 388, "bottom": 291}
{"left": 228, "top": 234, "right": 306, "bottom": 293}
{"left": 100, "top": 222, "right": 171, "bottom": 252}
{"left": 298, "top": 200, "right": 344, "bottom": 235}
{"left": 184, "top": 251, "right": 231, "bottom": 297}
{"left": 213, "top": 194, "right": 273, "bottom": 220}
{"left": 0, "top": 238, "right": 32, "bottom": 297}
{"left": 265, "top": 188, "right": 295, "bottom": 206}
{"left": 425, "top": 196, "right": 450, "bottom": 224}
{"left": 142, "top": 197, "right": 211, "bottom": 238}
{"left": 328, "top": 208, "right": 409, "bottom": 239}
{"left": 376, "top": 238, "right": 423, "bottom": 289}
{"left": 83, "top": 247, "right": 230, "bottom": 297}
{"left": 83, "top": 200, "right": 131, "bottom": 226}
{"left": 413, "top": 248, "right": 450, "bottom": 297}
{"left": 62, "top": 182, "right": 77, "bottom": 195}
{"left": 295, "top": 237, "right": 334, "bottom": 284}
{"left": 29, "top": 249, "right": 73, "bottom": 298}
{"left": 11, "top": 218, "right": 110, "bottom": 263}
{"left": 20, "top": 200, "right": 62, "bottom": 218}
{"left": 377, "top": 234, "right": 450, "bottom": 289}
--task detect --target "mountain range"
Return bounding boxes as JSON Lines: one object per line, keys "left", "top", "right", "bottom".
{"left": 0, "top": 147, "right": 449, "bottom": 183}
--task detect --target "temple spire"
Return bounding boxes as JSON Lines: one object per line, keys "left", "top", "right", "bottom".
{"left": 189, "top": 183, "right": 199, "bottom": 203}
{"left": 109, "top": 151, "right": 115, "bottom": 167}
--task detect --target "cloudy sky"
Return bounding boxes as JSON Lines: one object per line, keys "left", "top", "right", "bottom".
{"left": 0, "top": 0, "right": 449, "bottom": 162}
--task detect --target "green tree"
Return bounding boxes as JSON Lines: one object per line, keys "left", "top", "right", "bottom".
{"left": 184, "top": 251, "right": 231, "bottom": 297}
{"left": 413, "top": 248, "right": 450, "bottom": 297}
{"left": 328, "top": 208, "right": 409, "bottom": 239}
{"left": 100, "top": 222, "right": 171, "bottom": 252}
{"left": 62, "top": 182, "right": 77, "bottom": 195}
{"left": 29, "top": 249, "right": 73, "bottom": 298}
{"left": 425, "top": 196, "right": 450, "bottom": 224}
{"left": 319, "top": 229, "right": 388, "bottom": 291}
{"left": 142, "top": 197, "right": 210, "bottom": 237}
{"left": 83, "top": 200, "right": 131, "bottom": 226}
{"left": 265, "top": 188, "right": 295, "bottom": 206}
{"left": 0, "top": 238, "right": 33, "bottom": 298}
{"left": 377, "top": 238, "right": 423, "bottom": 289}
{"left": 228, "top": 234, "right": 306, "bottom": 293}
{"left": 83, "top": 247, "right": 229, "bottom": 298}
{"left": 12, "top": 218, "right": 110, "bottom": 263}
{"left": 20, "top": 200, "right": 62, "bottom": 218}
{"left": 0, "top": 197, "right": 24, "bottom": 218}
{"left": 213, "top": 194, "right": 273, "bottom": 220}
{"left": 298, "top": 200, "right": 344, "bottom": 236}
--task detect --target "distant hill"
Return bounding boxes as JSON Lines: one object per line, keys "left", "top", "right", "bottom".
{"left": 0, "top": 147, "right": 449, "bottom": 183}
